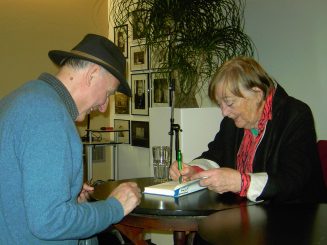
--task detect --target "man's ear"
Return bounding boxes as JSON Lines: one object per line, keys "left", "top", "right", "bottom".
{"left": 86, "top": 64, "right": 100, "bottom": 86}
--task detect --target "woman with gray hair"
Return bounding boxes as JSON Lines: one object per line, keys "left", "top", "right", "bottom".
{"left": 170, "top": 56, "right": 327, "bottom": 203}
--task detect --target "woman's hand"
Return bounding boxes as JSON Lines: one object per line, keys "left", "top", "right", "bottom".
{"left": 191, "top": 167, "right": 242, "bottom": 194}
{"left": 169, "top": 160, "right": 197, "bottom": 182}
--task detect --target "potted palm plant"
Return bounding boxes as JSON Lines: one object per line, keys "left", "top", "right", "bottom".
{"left": 110, "top": 0, "right": 255, "bottom": 107}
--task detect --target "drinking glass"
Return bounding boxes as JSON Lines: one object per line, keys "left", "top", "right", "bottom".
{"left": 152, "top": 146, "right": 170, "bottom": 182}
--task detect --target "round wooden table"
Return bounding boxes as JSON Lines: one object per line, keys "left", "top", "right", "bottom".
{"left": 91, "top": 177, "right": 252, "bottom": 244}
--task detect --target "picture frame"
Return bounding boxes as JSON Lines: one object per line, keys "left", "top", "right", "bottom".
{"left": 131, "top": 10, "right": 146, "bottom": 42}
{"left": 151, "top": 72, "right": 170, "bottom": 107}
{"left": 131, "top": 120, "right": 149, "bottom": 148}
{"left": 115, "top": 92, "right": 130, "bottom": 114}
{"left": 150, "top": 44, "right": 168, "bottom": 69}
{"left": 114, "top": 25, "right": 128, "bottom": 58}
{"left": 114, "top": 119, "right": 130, "bottom": 144}
{"left": 131, "top": 73, "right": 149, "bottom": 116}
{"left": 130, "top": 45, "right": 149, "bottom": 71}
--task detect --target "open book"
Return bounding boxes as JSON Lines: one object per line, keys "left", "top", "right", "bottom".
{"left": 144, "top": 178, "right": 206, "bottom": 197}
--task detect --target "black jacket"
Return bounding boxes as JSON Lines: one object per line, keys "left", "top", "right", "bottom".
{"left": 199, "top": 84, "right": 327, "bottom": 203}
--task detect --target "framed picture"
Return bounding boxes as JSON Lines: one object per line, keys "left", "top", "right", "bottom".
{"left": 114, "top": 119, "right": 130, "bottom": 144}
{"left": 114, "top": 25, "right": 128, "bottom": 58}
{"left": 131, "top": 10, "right": 145, "bottom": 41}
{"left": 151, "top": 72, "right": 170, "bottom": 107}
{"left": 130, "top": 45, "right": 149, "bottom": 71}
{"left": 131, "top": 120, "right": 149, "bottom": 148}
{"left": 150, "top": 44, "right": 168, "bottom": 69}
{"left": 131, "top": 73, "right": 149, "bottom": 115}
{"left": 115, "top": 92, "right": 130, "bottom": 114}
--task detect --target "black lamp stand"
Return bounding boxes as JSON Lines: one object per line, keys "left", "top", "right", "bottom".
{"left": 168, "top": 77, "right": 182, "bottom": 167}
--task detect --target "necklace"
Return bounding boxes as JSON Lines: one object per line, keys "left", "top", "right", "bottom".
{"left": 250, "top": 128, "right": 259, "bottom": 137}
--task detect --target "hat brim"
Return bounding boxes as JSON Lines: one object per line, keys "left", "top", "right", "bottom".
{"left": 48, "top": 50, "right": 131, "bottom": 97}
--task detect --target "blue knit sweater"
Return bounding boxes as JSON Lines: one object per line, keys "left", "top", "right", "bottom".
{"left": 0, "top": 74, "right": 124, "bottom": 245}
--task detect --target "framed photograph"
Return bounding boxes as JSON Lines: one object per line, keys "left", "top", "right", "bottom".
{"left": 131, "top": 73, "right": 149, "bottom": 115}
{"left": 130, "top": 45, "right": 149, "bottom": 71}
{"left": 114, "top": 25, "right": 128, "bottom": 58}
{"left": 131, "top": 120, "right": 149, "bottom": 148}
{"left": 115, "top": 92, "right": 130, "bottom": 114}
{"left": 131, "top": 10, "right": 145, "bottom": 41}
{"left": 114, "top": 119, "right": 130, "bottom": 144}
{"left": 150, "top": 44, "right": 168, "bottom": 69}
{"left": 151, "top": 72, "right": 170, "bottom": 107}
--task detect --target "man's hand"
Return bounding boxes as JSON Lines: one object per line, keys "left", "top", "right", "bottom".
{"left": 109, "top": 182, "right": 142, "bottom": 216}
{"left": 78, "top": 182, "right": 94, "bottom": 203}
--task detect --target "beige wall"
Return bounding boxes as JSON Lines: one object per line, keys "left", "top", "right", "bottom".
{"left": 0, "top": 0, "right": 108, "bottom": 98}
{"left": 0, "top": 0, "right": 113, "bottom": 181}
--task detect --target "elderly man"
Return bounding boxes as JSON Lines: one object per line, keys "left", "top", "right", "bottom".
{"left": 0, "top": 34, "right": 141, "bottom": 245}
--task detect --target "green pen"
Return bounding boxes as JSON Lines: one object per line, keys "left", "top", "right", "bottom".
{"left": 177, "top": 150, "right": 183, "bottom": 183}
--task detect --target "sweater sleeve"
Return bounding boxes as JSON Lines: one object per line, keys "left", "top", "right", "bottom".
{"left": 247, "top": 173, "right": 268, "bottom": 202}
{"left": 20, "top": 117, "right": 124, "bottom": 240}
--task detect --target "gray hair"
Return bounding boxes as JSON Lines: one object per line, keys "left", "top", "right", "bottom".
{"left": 208, "top": 56, "right": 275, "bottom": 104}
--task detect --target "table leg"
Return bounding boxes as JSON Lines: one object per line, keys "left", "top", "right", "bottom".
{"left": 115, "top": 224, "right": 148, "bottom": 245}
{"left": 174, "top": 231, "right": 186, "bottom": 245}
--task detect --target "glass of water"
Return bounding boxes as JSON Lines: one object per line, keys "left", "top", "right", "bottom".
{"left": 152, "top": 146, "right": 170, "bottom": 182}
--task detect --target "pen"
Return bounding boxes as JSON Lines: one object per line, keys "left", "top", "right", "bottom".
{"left": 177, "top": 150, "right": 182, "bottom": 183}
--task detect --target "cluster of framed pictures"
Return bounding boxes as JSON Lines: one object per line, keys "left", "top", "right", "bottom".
{"left": 114, "top": 24, "right": 170, "bottom": 117}
{"left": 113, "top": 20, "right": 167, "bottom": 149}
{"left": 114, "top": 119, "right": 149, "bottom": 148}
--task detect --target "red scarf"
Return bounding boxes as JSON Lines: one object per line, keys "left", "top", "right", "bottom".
{"left": 238, "top": 88, "right": 275, "bottom": 196}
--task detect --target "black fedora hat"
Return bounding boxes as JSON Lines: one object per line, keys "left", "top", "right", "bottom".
{"left": 48, "top": 33, "right": 131, "bottom": 96}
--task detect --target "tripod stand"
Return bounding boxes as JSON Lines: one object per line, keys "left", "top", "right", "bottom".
{"left": 168, "top": 78, "right": 182, "bottom": 167}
